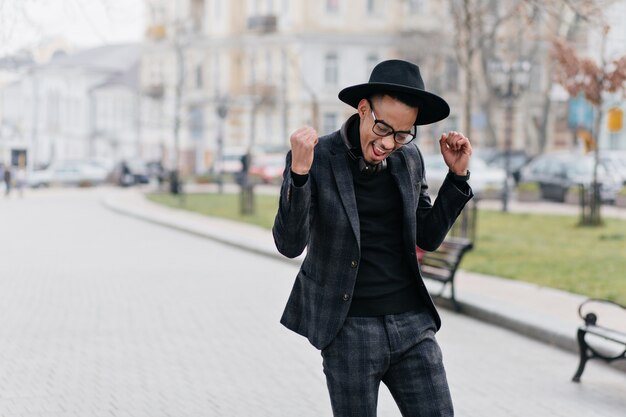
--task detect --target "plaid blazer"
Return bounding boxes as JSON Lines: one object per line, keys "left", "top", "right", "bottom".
{"left": 272, "top": 128, "right": 473, "bottom": 350}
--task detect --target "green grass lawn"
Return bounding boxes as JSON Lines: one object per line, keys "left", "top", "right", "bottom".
{"left": 147, "top": 191, "right": 280, "bottom": 230}
{"left": 147, "top": 191, "right": 626, "bottom": 304}
{"left": 462, "top": 210, "right": 626, "bottom": 304}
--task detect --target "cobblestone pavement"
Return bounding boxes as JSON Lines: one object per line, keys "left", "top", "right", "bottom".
{"left": 0, "top": 189, "right": 624, "bottom": 417}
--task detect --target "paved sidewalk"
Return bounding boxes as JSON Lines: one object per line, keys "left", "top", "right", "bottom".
{"left": 102, "top": 187, "right": 626, "bottom": 375}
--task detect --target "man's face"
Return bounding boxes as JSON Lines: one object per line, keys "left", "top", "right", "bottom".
{"left": 358, "top": 95, "right": 418, "bottom": 165}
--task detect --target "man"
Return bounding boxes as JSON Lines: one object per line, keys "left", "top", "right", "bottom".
{"left": 272, "top": 60, "right": 473, "bottom": 416}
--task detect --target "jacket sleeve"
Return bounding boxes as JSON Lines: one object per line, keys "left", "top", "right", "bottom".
{"left": 414, "top": 151, "right": 473, "bottom": 251}
{"left": 272, "top": 151, "right": 316, "bottom": 258}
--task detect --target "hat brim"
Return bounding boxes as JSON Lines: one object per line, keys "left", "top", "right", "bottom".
{"left": 338, "top": 82, "right": 450, "bottom": 126}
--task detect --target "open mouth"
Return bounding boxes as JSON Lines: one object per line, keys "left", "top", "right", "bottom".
{"left": 370, "top": 143, "right": 388, "bottom": 161}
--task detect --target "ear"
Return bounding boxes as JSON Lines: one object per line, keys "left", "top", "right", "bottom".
{"left": 357, "top": 98, "right": 370, "bottom": 117}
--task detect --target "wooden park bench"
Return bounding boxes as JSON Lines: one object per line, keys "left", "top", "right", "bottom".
{"left": 572, "top": 298, "right": 626, "bottom": 382}
{"left": 417, "top": 236, "right": 474, "bottom": 311}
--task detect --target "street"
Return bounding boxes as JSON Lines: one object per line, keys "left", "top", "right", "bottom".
{"left": 0, "top": 188, "right": 624, "bottom": 417}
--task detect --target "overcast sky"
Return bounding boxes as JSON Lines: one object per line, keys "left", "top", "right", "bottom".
{"left": 0, "top": 0, "right": 146, "bottom": 56}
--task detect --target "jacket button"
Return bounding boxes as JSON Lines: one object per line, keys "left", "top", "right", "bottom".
{"left": 350, "top": 260, "right": 358, "bottom": 268}
{"left": 342, "top": 293, "right": 350, "bottom": 301}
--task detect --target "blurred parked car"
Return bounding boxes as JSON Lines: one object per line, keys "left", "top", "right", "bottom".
{"left": 248, "top": 154, "right": 285, "bottom": 184}
{"left": 600, "top": 151, "right": 626, "bottom": 186}
{"left": 519, "top": 152, "right": 622, "bottom": 203}
{"left": 212, "top": 149, "right": 246, "bottom": 176}
{"left": 28, "top": 160, "right": 109, "bottom": 188}
{"left": 113, "top": 160, "right": 150, "bottom": 186}
{"left": 469, "top": 157, "right": 510, "bottom": 199}
{"left": 484, "top": 150, "right": 532, "bottom": 184}
{"left": 421, "top": 153, "right": 508, "bottom": 199}
{"left": 421, "top": 153, "right": 449, "bottom": 194}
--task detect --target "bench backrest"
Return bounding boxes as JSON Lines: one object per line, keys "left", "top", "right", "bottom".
{"left": 420, "top": 237, "right": 474, "bottom": 279}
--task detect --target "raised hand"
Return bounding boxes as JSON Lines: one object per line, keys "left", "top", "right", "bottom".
{"left": 439, "top": 131, "right": 472, "bottom": 176}
{"left": 290, "top": 126, "right": 319, "bottom": 175}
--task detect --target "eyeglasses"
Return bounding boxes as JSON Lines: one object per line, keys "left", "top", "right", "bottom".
{"left": 370, "top": 104, "right": 417, "bottom": 145}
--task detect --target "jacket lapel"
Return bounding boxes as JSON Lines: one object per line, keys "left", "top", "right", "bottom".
{"left": 389, "top": 150, "right": 417, "bottom": 248}
{"left": 330, "top": 138, "right": 360, "bottom": 247}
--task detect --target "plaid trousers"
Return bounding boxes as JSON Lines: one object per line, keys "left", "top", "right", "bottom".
{"left": 321, "top": 309, "right": 454, "bottom": 417}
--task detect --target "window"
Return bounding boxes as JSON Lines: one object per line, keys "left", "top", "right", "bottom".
{"left": 213, "top": 53, "right": 221, "bottom": 95}
{"left": 265, "top": 50, "right": 273, "bottom": 83}
{"left": 326, "top": 0, "right": 339, "bottom": 13}
{"left": 408, "top": 0, "right": 424, "bottom": 14}
{"left": 445, "top": 58, "right": 458, "bottom": 91}
{"left": 150, "top": 57, "right": 163, "bottom": 86}
{"left": 190, "top": 107, "right": 204, "bottom": 140}
{"left": 445, "top": 115, "right": 458, "bottom": 132}
{"left": 195, "top": 63, "right": 204, "bottom": 89}
{"left": 367, "top": 0, "right": 377, "bottom": 14}
{"left": 366, "top": 54, "right": 379, "bottom": 75}
{"left": 265, "top": 110, "right": 273, "bottom": 142}
{"left": 324, "top": 53, "right": 339, "bottom": 86}
{"left": 47, "top": 92, "right": 60, "bottom": 130}
{"left": 248, "top": 54, "right": 257, "bottom": 84}
{"left": 214, "top": 0, "right": 221, "bottom": 19}
{"left": 529, "top": 63, "right": 541, "bottom": 93}
{"left": 191, "top": 0, "right": 205, "bottom": 32}
{"left": 323, "top": 112, "right": 338, "bottom": 134}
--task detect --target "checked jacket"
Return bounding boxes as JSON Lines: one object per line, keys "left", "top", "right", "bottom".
{"left": 272, "top": 127, "right": 473, "bottom": 350}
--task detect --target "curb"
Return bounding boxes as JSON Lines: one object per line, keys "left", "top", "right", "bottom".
{"left": 101, "top": 192, "right": 303, "bottom": 269}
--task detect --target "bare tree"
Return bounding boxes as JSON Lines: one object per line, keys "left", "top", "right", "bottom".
{"left": 448, "top": 0, "right": 530, "bottom": 147}
{"left": 448, "top": 0, "right": 482, "bottom": 136}
{"left": 552, "top": 28, "right": 626, "bottom": 225}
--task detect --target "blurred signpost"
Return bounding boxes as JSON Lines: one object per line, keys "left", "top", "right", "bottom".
{"left": 568, "top": 94, "right": 595, "bottom": 152}
{"left": 568, "top": 94, "right": 595, "bottom": 129}
{"left": 607, "top": 106, "right": 623, "bottom": 148}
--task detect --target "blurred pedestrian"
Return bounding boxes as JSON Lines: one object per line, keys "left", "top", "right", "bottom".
{"left": 3, "top": 163, "right": 12, "bottom": 197}
{"left": 15, "top": 164, "right": 26, "bottom": 198}
{"left": 155, "top": 160, "right": 165, "bottom": 190}
{"left": 272, "top": 60, "right": 473, "bottom": 417}
{"left": 239, "top": 148, "right": 252, "bottom": 186}
{"left": 120, "top": 160, "right": 132, "bottom": 187}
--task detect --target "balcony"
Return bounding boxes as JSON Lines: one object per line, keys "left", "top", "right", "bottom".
{"left": 246, "top": 83, "right": 276, "bottom": 97}
{"left": 143, "top": 83, "right": 164, "bottom": 99}
{"left": 245, "top": 83, "right": 277, "bottom": 106}
{"left": 246, "top": 15, "right": 277, "bottom": 33}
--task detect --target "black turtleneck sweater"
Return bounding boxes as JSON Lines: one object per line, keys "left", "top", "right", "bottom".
{"left": 343, "top": 119, "right": 421, "bottom": 316}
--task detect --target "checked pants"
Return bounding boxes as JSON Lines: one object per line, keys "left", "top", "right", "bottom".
{"left": 321, "top": 309, "right": 454, "bottom": 417}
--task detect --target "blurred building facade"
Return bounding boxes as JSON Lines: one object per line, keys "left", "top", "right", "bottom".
{"left": 0, "top": 44, "right": 140, "bottom": 169}
{"left": 141, "top": 0, "right": 457, "bottom": 175}
{"left": 0, "top": 51, "right": 34, "bottom": 168}
{"left": 1, "top": 0, "right": 624, "bottom": 175}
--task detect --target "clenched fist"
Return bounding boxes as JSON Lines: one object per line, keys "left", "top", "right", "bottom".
{"left": 439, "top": 131, "right": 472, "bottom": 176}
{"left": 290, "top": 126, "right": 319, "bottom": 175}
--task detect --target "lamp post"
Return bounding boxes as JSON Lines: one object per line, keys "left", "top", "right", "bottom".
{"left": 488, "top": 59, "right": 531, "bottom": 212}
{"left": 170, "top": 27, "right": 186, "bottom": 201}
{"left": 216, "top": 96, "right": 228, "bottom": 194}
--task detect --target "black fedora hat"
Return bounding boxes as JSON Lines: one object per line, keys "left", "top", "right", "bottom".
{"left": 338, "top": 59, "right": 450, "bottom": 126}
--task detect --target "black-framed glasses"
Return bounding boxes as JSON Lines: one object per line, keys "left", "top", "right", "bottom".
{"left": 370, "top": 104, "right": 417, "bottom": 145}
